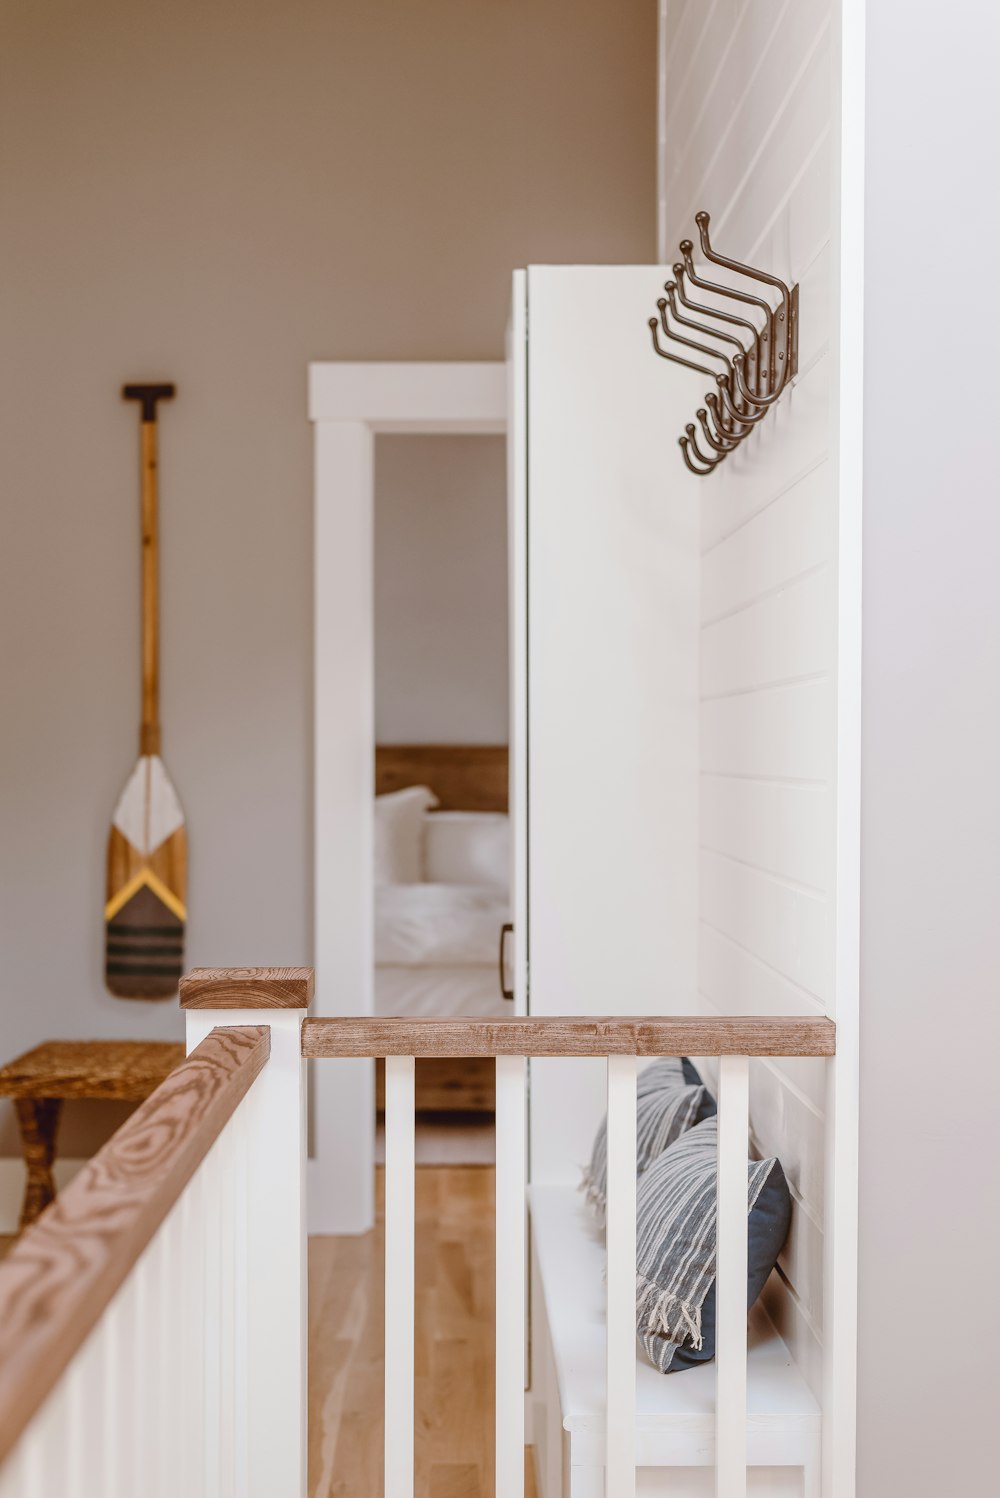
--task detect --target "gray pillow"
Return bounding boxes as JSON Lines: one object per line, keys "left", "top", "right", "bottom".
{"left": 635, "top": 1114, "right": 791, "bottom": 1373}
{"left": 582, "top": 1058, "right": 710, "bottom": 1222}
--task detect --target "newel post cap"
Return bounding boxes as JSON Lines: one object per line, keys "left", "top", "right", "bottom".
{"left": 179, "top": 967, "right": 314, "bottom": 1010}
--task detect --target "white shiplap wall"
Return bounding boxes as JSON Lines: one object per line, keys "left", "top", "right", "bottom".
{"left": 660, "top": 0, "right": 836, "bottom": 1399}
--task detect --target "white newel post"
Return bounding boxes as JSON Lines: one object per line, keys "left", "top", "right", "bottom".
{"left": 181, "top": 967, "right": 310, "bottom": 1498}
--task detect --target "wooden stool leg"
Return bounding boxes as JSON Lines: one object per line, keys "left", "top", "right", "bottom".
{"left": 14, "top": 1097, "right": 63, "bottom": 1230}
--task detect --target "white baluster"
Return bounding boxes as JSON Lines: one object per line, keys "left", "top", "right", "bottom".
{"left": 204, "top": 1143, "right": 222, "bottom": 1496}
{"left": 232, "top": 1100, "right": 250, "bottom": 1498}
{"left": 65, "top": 1346, "right": 89, "bottom": 1498}
{"left": 384, "top": 1054, "right": 415, "bottom": 1498}
{"left": 103, "top": 1295, "right": 123, "bottom": 1498}
{"left": 50, "top": 1378, "right": 73, "bottom": 1497}
{"left": 140, "top": 1223, "right": 162, "bottom": 1496}
{"left": 81, "top": 1297, "right": 109, "bottom": 1498}
{"left": 606, "top": 1055, "right": 637, "bottom": 1498}
{"left": 185, "top": 1008, "right": 307, "bottom": 1498}
{"left": 495, "top": 1055, "right": 527, "bottom": 1498}
{"left": 129, "top": 1243, "right": 148, "bottom": 1494}
{"left": 716, "top": 1055, "right": 749, "bottom": 1498}
{"left": 17, "top": 1403, "right": 46, "bottom": 1498}
{"left": 158, "top": 1201, "right": 181, "bottom": 1498}
{"left": 180, "top": 1174, "right": 205, "bottom": 1498}
{"left": 218, "top": 1127, "right": 236, "bottom": 1498}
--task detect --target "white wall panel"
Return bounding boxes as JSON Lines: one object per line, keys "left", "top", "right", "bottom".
{"left": 667, "top": 13, "right": 831, "bottom": 253}
{"left": 700, "top": 850, "right": 832, "bottom": 1005}
{"left": 660, "top": 0, "right": 839, "bottom": 1408}
{"left": 701, "top": 463, "right": 834, "bottom": 624}
{"left": 748, "top": 1069, "right": 826, "bottom": 1218}
{"left": 698, "top": 371, "right": 831, "bottom": 553}
{"left": 700, "top": 678, "right": 833, "bottom": 782}
{"left": 701, "top": 567, "right": 835, "bottom": 697}
{"left": 776, "top": 1190, "right": 825, "bottom": 1330}
{"left": 699, "top": 924, "right": 825, "bottom": 1021}
{"left": 700, "top": 778, "right": 829, "bottom": 892}
{"left": 760, "top": 1274, "right": 823, "bottom": 1405}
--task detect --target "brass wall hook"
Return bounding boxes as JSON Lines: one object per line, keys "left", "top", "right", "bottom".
{"left": 679, "top": 434, "right": 717, "bottom": 476}
{"left": 716, "top": 370, "right": 770, "bottom": 427}
{"left": 663, "top": 282, "right": 757, "bottom": 425}
{"left": 695, "top": 212, "right": 796, "bottom": 393}
{"left": 684, "top": 422, "right": 726, "bottom": 470}
{"left": 706, "top": 389, "right": 752, "bottom": 441}
{"left": 648, "top": 317, "right": 720, "bottom": 380}
{"left": 672, "top": 266, "right": 765, "bottom": 399}
{"left": 663, "top": 282, "right": 747, "bottom": 365}
{"left": 732, "top": 348, "right": 788, "bottom": 410}
{"left": 656, "top": 296, "right": 734, "bottom": 379}
{"left": 680, "top": 241, "right": 774, "bottom": 342}
{"left": 696, "top": 406, "right": 740, "bottom": 454}
{"left": 650, "top": 213, "right": 800, "bottom": 476}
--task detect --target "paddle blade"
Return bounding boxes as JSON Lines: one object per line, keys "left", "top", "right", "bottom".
{"left": 105, "top": 755, "right": 187, "bottom": 1000}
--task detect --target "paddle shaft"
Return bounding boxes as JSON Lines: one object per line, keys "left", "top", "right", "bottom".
{"left": 123, "top": 384, "right": 174, "bottom": 757}
{"left": 140, "top": 419, "right": 159, "bottom": 756}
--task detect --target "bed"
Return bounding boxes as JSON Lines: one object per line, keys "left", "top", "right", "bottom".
{"left": 374, "top": 744, "right": 510, "bottom": 1113}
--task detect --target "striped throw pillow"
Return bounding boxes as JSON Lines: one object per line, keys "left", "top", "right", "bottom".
{"left": 582, "top": 1058, "right": 712, "bottom": 1222}
{"left": 635, "top": 1115, "right": 791, "bottom": 1373}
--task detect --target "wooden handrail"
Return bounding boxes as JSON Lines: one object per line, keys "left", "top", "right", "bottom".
{"left": 301, "top": 1014, "right": 836, "bottom": 1058}
{"left": 0, "top": 1025, "right": 269, "bottom": 1468}
{"left": 180, "top": 965, "right": 314, "bottom": 1009}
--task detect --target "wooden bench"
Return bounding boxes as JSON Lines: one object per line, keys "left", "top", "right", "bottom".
{"left": 528, "top": 1183, "right": 821, "bottom": 1498}
{"left": 0, "top": 1040, "right": 185, "bottom": 1230}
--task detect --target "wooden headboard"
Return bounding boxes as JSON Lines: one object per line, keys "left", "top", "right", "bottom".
{"left": 374, "top": 745, "right": 508, "bottom": 813}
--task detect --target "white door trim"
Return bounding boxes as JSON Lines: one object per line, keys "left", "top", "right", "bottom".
{"left": 823, "top": 2, "right": 866, "bottom": 1493}
{"left": 309, "top": 361, "right": 506, "bottom": 1233}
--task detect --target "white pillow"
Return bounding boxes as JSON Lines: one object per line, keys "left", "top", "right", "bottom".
{"left": 423, "top": 811, "right": 509, "bottom": 889}
{"left": 374, "top": 786, "right": 438, "bottom": 884}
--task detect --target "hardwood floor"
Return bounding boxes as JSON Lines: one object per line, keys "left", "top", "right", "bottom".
{"left": 308, "top": 1166, "right": 537, "bottom": 1498}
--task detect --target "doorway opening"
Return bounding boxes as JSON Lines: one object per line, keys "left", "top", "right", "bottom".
{"left": 372, "top": 434, "right": 510, "bottom": 1165}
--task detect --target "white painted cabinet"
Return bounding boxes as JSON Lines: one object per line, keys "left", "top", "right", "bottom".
{"left": 508, "top": 267, "right": 701, "bottom": 1183}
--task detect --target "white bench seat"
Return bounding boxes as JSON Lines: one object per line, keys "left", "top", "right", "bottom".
{"left": 528, "top": 1184, "right": 821, "bottom": 1495}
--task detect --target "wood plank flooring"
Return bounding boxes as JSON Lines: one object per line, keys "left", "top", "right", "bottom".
{"left": 309, "top": 1166, "right": 537, "bottom": 1498}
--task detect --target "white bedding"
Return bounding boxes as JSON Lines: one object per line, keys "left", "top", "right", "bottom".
{"left": 374, "top": 882, "right": 510, "bottom": 967}
{"left": 375, "top": 964, "right": 508, "bottom": 1020}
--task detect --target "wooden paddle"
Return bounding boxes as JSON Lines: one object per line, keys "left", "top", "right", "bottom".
{"left": 104, "top": 384, "right": 187, "bottom": 1000}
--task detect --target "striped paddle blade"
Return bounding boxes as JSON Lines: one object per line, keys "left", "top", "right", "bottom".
{"left": 105, "top": 754, "right": 187, "bottom": 999}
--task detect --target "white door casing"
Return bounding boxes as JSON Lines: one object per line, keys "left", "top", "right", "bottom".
{"left": 309, "top": 362, "right": 506, "bottom": 1233}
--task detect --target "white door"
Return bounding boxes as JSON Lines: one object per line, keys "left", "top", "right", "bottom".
{"left": 509, "top": 267, "right": 701, "bottom": 1183}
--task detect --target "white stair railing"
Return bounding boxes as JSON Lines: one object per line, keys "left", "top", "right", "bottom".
{"left": 0, "top": 967, "right": 310, "bottom": 1498}
{"left": 0, "top": 987, "right": 833, "bottom": 1498}
{"left": 303, "top": 1012, "right": 835, "bottom": 1498}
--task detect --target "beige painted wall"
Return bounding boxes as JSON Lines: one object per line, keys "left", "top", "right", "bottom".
{"left": 857, "top": 3, "right": 1000, "bottom": 1490}
{"left": 0, "top": 0, "right": 655, "bottom": 1154}
{"left": 375, "top": 435, "right": 508, "bottom": 746}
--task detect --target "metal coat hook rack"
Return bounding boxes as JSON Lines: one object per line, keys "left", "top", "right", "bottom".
{"left": 648, "top": 212, "right": 799, "bottom": 476}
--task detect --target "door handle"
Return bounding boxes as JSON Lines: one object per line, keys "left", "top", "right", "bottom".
{"left": 499, "top": 922, "right": 514, "bottom": 1001}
